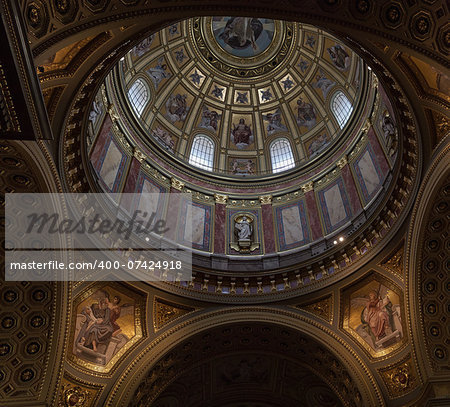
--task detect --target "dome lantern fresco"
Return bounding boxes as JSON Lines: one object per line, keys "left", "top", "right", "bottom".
{"left": 85, "top": 16, "right": 404, "bottom": 297}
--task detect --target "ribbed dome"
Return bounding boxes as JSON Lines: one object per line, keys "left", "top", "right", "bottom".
{"left": 113, "top": 17, "right": 366, "bottom": 178}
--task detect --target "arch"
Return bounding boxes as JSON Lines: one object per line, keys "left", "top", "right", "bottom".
{"left": 189, "top": 134, "right": 215, "bottom": 171}
{"left": 270, "top": 138, "right": 295, "bottom": 173}
{"left": 105, "top": 308, "right": 382, "bottom": 406}
{"left": 127, "top": 78, "right": 149, "bottom": 116}
{"left": 331, "top": 91, "right": 353, "bottom": 129}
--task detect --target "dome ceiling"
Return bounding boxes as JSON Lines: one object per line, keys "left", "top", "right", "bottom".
{"left": 113, "top": 17, "right": 364, "bottom": 177}
{"left": 84, "top": 16, "right": 403, "bottom": 298}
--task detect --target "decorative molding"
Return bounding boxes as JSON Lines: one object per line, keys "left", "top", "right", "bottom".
{"left": 153, "top": 297, "right": 195, "bottom": 331}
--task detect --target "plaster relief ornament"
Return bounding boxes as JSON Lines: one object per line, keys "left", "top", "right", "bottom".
{"left": 381, "top": 113, "right": 398, "bottom": 156}
{"left": 260, "top": 88, "right": 273, "bottom": 102}
{"left": 306, "top": 35, "right": 316, "bottom": 49}
{"left": 199, "top": 105, "right": 221, "bottom": 132}
{"left": 189, "top": 70, "right": 204, "bottom": 87}
{"left": 132, "top": 34, "right": 155, "bottom": 58}
{"left": 231, "top": 118, "right": 254, "bottom": 149}
{"left": 147, "top": 58, "right": 171, "bottom": 90}
{"left": 281, "top": 76, "right": 295, "bottom": 91}
{"left": 314, "top": 70, "right": 336, "bottom": 99}
{"left": 236, "top": 91, "right": 249, "bottom": 104}
{"left": 327, "top": 44, "right": 351, "bottom": 71}
{"left": 231, "top": 214, "right": 259, "bottom": 253}
{"left": 211, "top": 85, "right": 225, "bottom": 100}
{"left": 263, "top": 109, "right": 287, "bottom": 135}
{"left": 298, "top": 58, "right": 309, "bottom": 73}
{"left": 166, "top": 94, "right": 189, "bottom": 123}
{"left": 174, "top": 48, "right": 187, "bottom": 64}
{"left": 296, "top": 98, "right": 317, "bottom": 129}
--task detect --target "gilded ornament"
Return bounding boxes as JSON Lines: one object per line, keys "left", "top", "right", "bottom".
{"left": 171, "top": 177, "right": 185, "bottom": 191}
{"left": 259, "top": 195, "right": 272, "bottom": 204}
{"left": 214, "top": 194, "right": 228, "bottom": 204}
{"left": 301, "top": 181, "right": 314, "bottom": 193}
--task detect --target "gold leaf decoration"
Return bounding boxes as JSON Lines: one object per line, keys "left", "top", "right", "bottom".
{"left": 297, "top": 295, "right": 332, "bottom": 323}
{"left": 153, "top": 297, "right": 195, "bottom": 331}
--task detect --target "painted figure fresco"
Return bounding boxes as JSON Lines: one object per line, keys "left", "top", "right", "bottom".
{"left": 132, "top": 34, "right": 155, "bottom": 58}
{"left": 152, "top": 126, "right": 175, "bottom": 151}
{"left": 327, "top": 44, "right": 350, "bottom": 71}
{"left": 230, "top": 158, "right": 255, "bottom": 175}
{"left": 314, "top": 71, "right": 336, "bottom": 99}
{"left": 73, "top": 288, "right": 135, "bottom": 366}
{"left": 231, "top": 119, "right": 254, "bottom": 149}
{"left": 296, "top": 98, "right": 317, "bottom": 129}
{"left": 349, "top": 282, "right": 403, "bottom": 352}
{"left": 147, "top": 58, "right": 171, "bottom": 90}
{"left": 166, "top": 94, "right": 189, "bottom": 123}
{"left": 262, "top": 109, "right": 287, "bottom": 135}
{"left": 213, "top": 17, "right": 275, "bottom": 57}
{"left": 199, "top": 105, "right": 221, "bottom": 132}
{"left": 308, "top": 133, "right": 329, "bottom": 157}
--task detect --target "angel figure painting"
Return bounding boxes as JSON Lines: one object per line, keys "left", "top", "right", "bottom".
{"left": 73, "top": 287, "right": 136, "bottom": 367}
{"left": 347, "top": 280, "right": 404, "bottom": 354}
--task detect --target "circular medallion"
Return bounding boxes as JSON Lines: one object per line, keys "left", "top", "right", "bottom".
{"left": 190, "top": 17, "right": 294, "bottom": 78}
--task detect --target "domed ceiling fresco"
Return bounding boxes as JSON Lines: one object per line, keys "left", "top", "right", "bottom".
{"left": 107, "top": 18, "right": 365, "bottom": 177}
{"left": 85, "top": 16, "right": 401, "bottom": 298}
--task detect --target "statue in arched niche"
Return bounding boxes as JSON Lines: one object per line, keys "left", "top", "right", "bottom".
{"left": 231, "top": 214, "right": 259, "bottom": 253}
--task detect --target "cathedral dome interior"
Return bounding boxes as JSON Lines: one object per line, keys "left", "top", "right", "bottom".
{"left": 0, "top": 1, "right": 449, "bottom": 406}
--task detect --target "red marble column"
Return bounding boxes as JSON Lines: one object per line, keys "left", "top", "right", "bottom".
{"left": 304, "top": 187, "right": 323, "bottom": 241}
{"left": 89, "top": 114, "right": 112, "bottom": 170}
{"left": 165, "top": 184, "right": 183, "bottom": 242}
{"left": 261, "top": 200, "right": 276, "bottom": 254}
{"left": 368, "top": 127, "right": 389, "bottom": 177}
{"left": 213, "top": 200, "right": 226, "bottom": 254}
{"left": 340, "top": 163, "right": 362, "bottom": 215}
{"left": 119, "top": 156, "right": 141, "bottom": 213}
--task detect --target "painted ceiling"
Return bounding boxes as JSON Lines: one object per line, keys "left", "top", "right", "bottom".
{"left": 114, "top": 17, "right": 365, "bottom": 177}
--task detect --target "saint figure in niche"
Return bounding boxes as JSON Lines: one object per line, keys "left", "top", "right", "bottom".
{"left": 231, "top": 119, "right": 253, "bottom": 149}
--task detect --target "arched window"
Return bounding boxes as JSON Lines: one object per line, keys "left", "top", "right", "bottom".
{"left": 270, "top": 138, "right": 295, "bottom": 173}
{"left": 127, "top": 79, "right": 149, "bottom": 116}
{"left": 189, "top": 135, "right": 215, "bottom": 171}
{"left": 331, "top": 91, "right": 353, "bottom": 129}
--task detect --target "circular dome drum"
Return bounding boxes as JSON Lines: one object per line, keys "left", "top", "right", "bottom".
{"left": 84, "top": 16, "right": 402, "bottom": 300}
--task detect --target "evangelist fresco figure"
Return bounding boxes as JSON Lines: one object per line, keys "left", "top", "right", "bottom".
{"left": 314, "top": 71, "right": 336, "bottom": 99}
{"left": 296, "top": 98, "right": 317, "bottom": 129}
{"left": 263, "top": 109, "right": 287, "bottom": 135}
{"left": 147, "top": 58, "right": 171, "bottom": 90}
{"left": 166, "top": 94, "right": 189, "bottom": 123}
{"left": 199, "top": 106, "right": 221, "bottom": 132}
{"left": 132, "top": 34, "right": 155, "bottom": 58}
{"left": 231, "top": 119, "right": 254, "bottom": 149}
{"left": 327, "top": 44, "right": 350, "bottom": 71}
{"left": 349, "top": 283, "right": 403, "bottom": 352}
{"left": 74, "top": 289, "right": 134, "bottom": 366}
